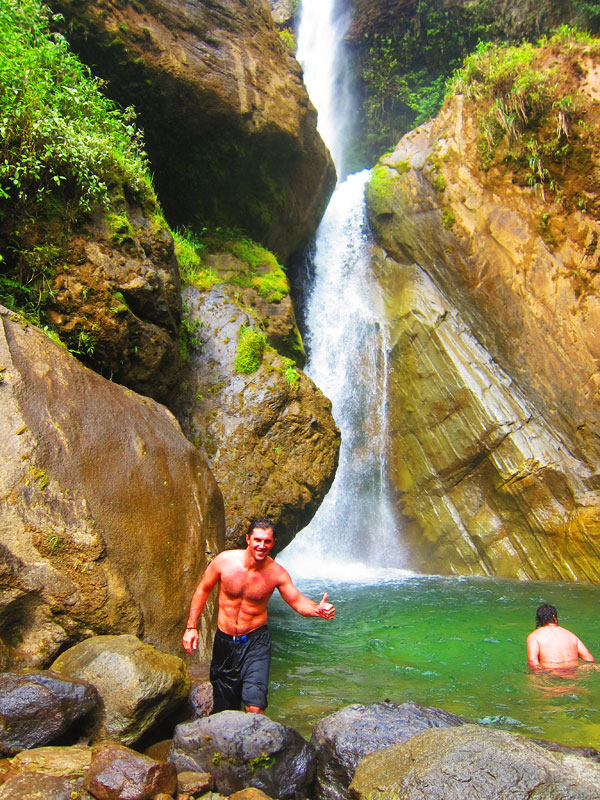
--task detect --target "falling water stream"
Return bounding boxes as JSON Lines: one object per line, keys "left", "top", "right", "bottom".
{"left": 271, "top": 0, "right": 600, "bottom": 748}
{"left": 279, "top": 0, "right": 405, "bottom": 580}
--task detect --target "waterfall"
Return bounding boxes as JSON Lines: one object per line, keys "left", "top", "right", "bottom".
{"left": 279, "top": 0, "right": 408, "bottom": 580}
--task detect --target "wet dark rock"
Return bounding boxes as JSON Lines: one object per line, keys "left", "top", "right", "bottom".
{"left": 0, "top": 671, "right": 98, "bottom": 755}
{"left": 169, "top": 710, "right": 316, "bottom": 799}
{"left": 311, "top": 701, "right": 466, "bottom": 800}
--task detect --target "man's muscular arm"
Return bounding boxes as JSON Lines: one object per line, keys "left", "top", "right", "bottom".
{"left": 277, "top": 570, "right": 335, "bottom": 620}
{"left": 182, "top": 557, "right": 222, "bottom": 654}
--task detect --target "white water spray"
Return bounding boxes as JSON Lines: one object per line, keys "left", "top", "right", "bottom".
{"left": 280, "top": 0, "right": 409, "bottom": 580}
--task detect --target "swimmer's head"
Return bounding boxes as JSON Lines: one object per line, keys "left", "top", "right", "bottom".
{"left": 536, "top": 603, "right": 558, "bottom": 628}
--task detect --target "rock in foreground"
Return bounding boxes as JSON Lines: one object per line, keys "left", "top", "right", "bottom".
{"left": 51, "top": 635, "right": 190, "bottom": 746}
{"left": 0, "top": 671, "right": 98, "bottom": 755}
{"left": 0, "top": 306, "right": 223, "bottom": 668}
{"left": 169, "top": 710, "right": 315, "bottom": 799}
{"left": 311, "top": 701, "right": 466, "bottom": 800}
{"left": 349, "top": 724, "right": 600, "bottom": 800}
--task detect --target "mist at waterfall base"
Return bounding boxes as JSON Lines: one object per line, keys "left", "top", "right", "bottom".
{"left": 270, "top": 0, "right": 600, "bottom": 749}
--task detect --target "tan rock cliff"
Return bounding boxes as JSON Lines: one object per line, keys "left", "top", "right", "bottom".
{"left": 51, "top": 0, "right": 336, "bottom": 260}
{"left": 366, "top": 37, "right": 600, "bottom": 579}
{"left": 170, "top": 263, "right": 341, "bottom": 550}
{"left": 0, "top": 306, "right": 223, "bottom": 668}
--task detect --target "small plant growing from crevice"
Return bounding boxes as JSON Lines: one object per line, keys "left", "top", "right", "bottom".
{"left": 235, "top": 324, "right": 266, "bottom": 374}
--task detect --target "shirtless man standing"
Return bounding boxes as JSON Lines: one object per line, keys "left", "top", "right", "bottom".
{"left": 527, "top": 603, "right": 594, "bottom": 668}
{"left": 182, "top": 518, "right": 335, "bottom": 713}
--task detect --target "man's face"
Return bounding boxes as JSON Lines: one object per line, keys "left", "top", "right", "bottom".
{"left": 246, "top": 528, "right": 275, "bottom": 561}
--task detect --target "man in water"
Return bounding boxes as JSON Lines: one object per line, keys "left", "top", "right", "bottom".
{"left": 182, "top": 518, "right": 335, "bottom": 713}
{"left": 527, "top": 603, "right": 594, "bottom": 668}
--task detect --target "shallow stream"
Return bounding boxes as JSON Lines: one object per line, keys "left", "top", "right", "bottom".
{"left": 268, "top": 575, "right": 600, "bottom": 748}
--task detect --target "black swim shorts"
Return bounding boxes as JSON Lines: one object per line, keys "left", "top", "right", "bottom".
{"left": 210, "top": 625, "right": 271, "bottom": 713}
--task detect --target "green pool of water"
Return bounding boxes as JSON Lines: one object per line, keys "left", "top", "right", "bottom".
{"left": 267, "top": 575, "right": 600, "bottom": 748}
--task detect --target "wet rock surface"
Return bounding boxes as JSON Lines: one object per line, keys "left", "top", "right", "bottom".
{"left": 310, "top": 701, "right": 466, "bottom": 800}
{"left": 82, "top": 741, "right": 177, "bottom": 800}
{"left": 169, "top": 710, "right": 316, "bottom": 799}
{"left": 349, "top": 724, "right": 600, "bottom": 800}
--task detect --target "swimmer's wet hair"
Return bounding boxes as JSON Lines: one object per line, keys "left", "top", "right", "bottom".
{"left": 247, "top": 518, "right": 276, "bottom": 537}
{"left": 536, "top": 603, "right": 558, "bottom": 627}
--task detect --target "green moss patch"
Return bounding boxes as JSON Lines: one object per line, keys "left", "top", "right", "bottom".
{"left": 235, "top": 324, "right": 266, "bottom": 374}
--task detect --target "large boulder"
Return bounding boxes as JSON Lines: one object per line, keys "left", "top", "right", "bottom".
{"left": 0, "top": 306, "right": 224, "bottom": 669}
{"left": 171, "top": 279, "right": 340, "bottom": 550}
{"left": 365, "top": 35, "right": 600, "bottom": 580}
{"left": 169, "top": 710, "right": 316, "bottom": 799}
{"left": 0, "top": 671, "right": 98, "bottom": 755}
{"left": 51, "top": 635, "right": 190, "bottom": 746}
{"left": 44, "top": 198, "right": 183, "bottom": 403}
{"left": 349, "top": 724, "right": 600, "bottom": 800}
{"left": 51, "top": 0, "right": 336, "bottom": 260}
{"left": 311, "top": 701, "right": 466, "bottom": 800}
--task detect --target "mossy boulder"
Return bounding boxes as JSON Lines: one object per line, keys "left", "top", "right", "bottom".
{"left": 169, "top": 247, "right": 340, "bottom": 549}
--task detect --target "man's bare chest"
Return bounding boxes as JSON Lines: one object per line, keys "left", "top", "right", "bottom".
{"left": 221, "top": 569, "right": 275, "bottom": 604}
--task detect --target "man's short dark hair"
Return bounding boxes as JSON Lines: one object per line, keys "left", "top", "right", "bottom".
{"left": 536, "top": 603, "right": 558, "bottom": 628}
{"left": 247, "top": 518, "right": 276, "bottom": 537}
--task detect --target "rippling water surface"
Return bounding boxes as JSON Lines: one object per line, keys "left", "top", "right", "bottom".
{"left": 267, "top": 575, "right": 600, "bottom": 747}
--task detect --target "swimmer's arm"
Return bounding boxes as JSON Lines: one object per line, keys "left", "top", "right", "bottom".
{"left": 182, "top": 558, "right": 222, "bottom": 653}
{"left": 527, "top": 635, "right": 541, "bottom": 667}
{"left": 277, "top": 571, "right": 335, "bottom": 619}
{"left": 577, "top": 638, "right": 595, "bottom": 662}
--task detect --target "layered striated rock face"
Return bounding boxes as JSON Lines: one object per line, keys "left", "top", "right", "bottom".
{"left": 52, "top": 0, "right": 336, "bottom": 260}
{"left": 0, "top": 306, "right": 223, "bottom": 669}
{"left": 170, "top": 256, "right": 340, "bottom": 550}
{"left": 372, "top": 256, "right": 600, "bottom": 579}
{"left": 365, "top": 41, "right": 600, "bottom": 580}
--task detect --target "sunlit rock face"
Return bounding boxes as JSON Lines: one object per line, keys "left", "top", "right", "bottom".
{"left": 366, "top": 69, "right": 600, "bottom": 579}
{"left": 0, "top": 306, "right": 223, "bottom": 668}
{"left": 374, "top": 256, "right": 600, "bottom": 580}
{"left": 51, "top": 0, "right": 336, "bottom": 260}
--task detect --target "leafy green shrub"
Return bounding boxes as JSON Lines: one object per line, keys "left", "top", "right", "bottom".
{"left": 278, "top": 28, "right": 297, "bottom": 54}
{"left": 0, "top": 0, "right": 155, "bottom": 327}
{"left": 0, "top": 0, "right": 150, "bottom": 216}
{"left": 235, "top": 325, "right": 266, "bottom": 374}
{"left": 447, "top": 28, "right": 600, "bottom": 210}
